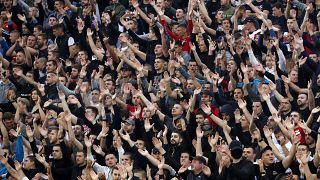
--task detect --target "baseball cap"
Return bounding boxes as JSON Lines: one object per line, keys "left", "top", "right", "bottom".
{"left": 125, "top": 117, "right": 135, "bottom": 126}
{"left": 229, "top": 140, "right": 243, "bottom": 151}
{"left": 243, "top": 17, "right": 256, "bottom": 24}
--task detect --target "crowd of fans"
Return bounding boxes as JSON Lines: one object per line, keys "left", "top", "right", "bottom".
{"left": 0, "top": 0, "right": 320, "bottom": 179}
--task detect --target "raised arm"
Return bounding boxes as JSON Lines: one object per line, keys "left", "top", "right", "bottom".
{"left": 65, "top": 111, "right": 83, "bottom": 150}
{"left": 195, "top": 125, "right": 204, "bottom": 156}
{"left": 264, "top": 126, "right": 285, "bottom": 160}
{"left": 245, "top": 0, "right": 268, "bottom": 18}
{"left": 307, "top": 80, "right": 315, "bottom": 110}
{"left": 63, "top": 0, "right": 78, "bottom": 13}
{"left": 131, "top": 0, "right": 152, "bottom": 24}
{"left": 282, "top": 136, "right": 298, "bottom": 169}
{"left": 0, "top": 113, "right": 9, "bottom": 148}
{"left": 123, "top": 40, "right": 147, "bottom": 61}
{"left": 24, "top": 44, "right": 33, "bottom": 67}
{"left": 138, "top": 149, "right": 161, "bottom": 167}
{"left": 87, "top": 28, "right": 104, "bottom": 61}
{"left": 0, "top": 54, "right": 10, "bottom": 68}
{"left": 260, "top": 91, "right": 278, "bottom": 115}
{"left": 202, "top": 104, "right": 231, "bottom": 132}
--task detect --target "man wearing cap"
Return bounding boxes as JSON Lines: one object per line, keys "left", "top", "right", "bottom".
{"left": 243, "top": 17, "right": 259, "bottom": 33}
{"left": 178, "top": 155, "right": 211, "bottom": 179}
{"left": 191, "top": 90, "right": 220, "bottom": 132}
{"left": 217, "top": 140, "right": 256, "bottom": 179}
{"left": 254, "top": 142, "right": 297, "bottom": 179}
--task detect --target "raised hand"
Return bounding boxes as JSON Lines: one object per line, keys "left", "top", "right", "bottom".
{"left": 234, "top": 109, "right": 241, "bottom": 122}
{"left": 35, "top": 154, "right": 46, "bottom": 164}
{"left": 193, "top": 87, "right": 202, "bottom": 95}
{"left": 26, "top": 125, "right": 33, "bottom": 138}
{"left": 237, "top": 99, "right": 247, "bottom": 109}
{"left": 76, "top": 17, "right": 85, "bottom": 32}
{"left": 311, "top": 106, "right": 320, "bottom": 114}
{"left": 152, "top": 137, "right": 163, "bottom": 149}
{"left": 266, "top": 80, "right": 275, "bottom": 91}
{"left": 87, "top": 28, "right": 94, "bottom": 36}
{"left": 201, "top": 104, "right": 212, "bottom": 115}
{"left": 43, "top": 99, "right": 53, "bottom": 108}
{"left": 38, "top": 126, "right": 48, "bottom": 138}
{"left": 272, "top": 113, "right": 281, "bottom": 124}
{"left": 144, "top": 118, "right": 154, "bottom": 132}
{"left": 138, "top": 149, "right": 149, "bottom": 156}
{"left": 263, "top": 126, "right": 272, "bottom": 138}
{"left": 84, "top": 135, "right": 93, "bottom": 147}
{"left": 58, "top": 90, "right": 65, "bottom": 100}
{"left": 6, "top": 11, "right": 12, "bottom": 20}
{"left": 0, "top": 155, "right": 8, "bottom": 164}
{"left": 93, "top": 145, "right": 104, "bottom": 155}
{"left": 17, "top": 14, "right": 26, "bottom": 22}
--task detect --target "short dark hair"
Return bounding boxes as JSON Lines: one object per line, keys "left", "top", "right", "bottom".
{"left": 86, "top": 106, "right": 99, "bottom": 116}
{"left": 52, "top": 23, "right": 64, "bottom": 30}
{"left": 38, "top": 33, "right": 48, "bottom": 40}
{"left": 272, "top": 2, "right": 283, "bottom": 11}
{"left": 34, "top": 25, "right": 43, "bottom": 31}
{"left": 47, "top": 60, "right": 58, "bottom": 67}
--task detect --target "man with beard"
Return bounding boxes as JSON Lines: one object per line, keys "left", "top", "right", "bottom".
{"left": 37, "top": 33, "right": 48, "bottom": 58}
{"left": 152, "top": 131, "right": 188, "bottom": 172}
{"left": 296, "top": 93, "right": 313, "bottom": 120}
{"left": 68, "top": 64, "right": 81, "bottom": 90}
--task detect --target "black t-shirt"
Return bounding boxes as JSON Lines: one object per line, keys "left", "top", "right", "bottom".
{"left": 246, "top": 0, "right": 272, "bottom": 13}
{"left": 38, "top": 48, "right": 48, "bottom": 58}
{"left": 290, "top": 160, "right": 318, "bottom": 176}
{"left": 298, "top": 107, "right": 311, "bottom": 122}
{"left": 255, "top": 161, "right": 286, "bottom": 180}
{"left": 268, "top": 15, "right": 288, "bottom": 32}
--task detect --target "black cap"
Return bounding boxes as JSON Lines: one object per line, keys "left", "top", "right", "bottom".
{"left": 229, "top": 140, "right": 243, "bottom": 151}
{"left": 260, "top": 146, "right": 272, "bottom": 156}
{"left": 243, "top": 17, "right": 256, "bottom": 24}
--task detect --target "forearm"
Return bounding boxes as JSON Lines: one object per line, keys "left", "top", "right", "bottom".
{"left": 282, "top": 144, "right": 296, "bottom": 169}
{"left": 277, "top": 122, "right": 292, "bottom": 139}
{"left": 266, "top": 99, "right": 278, "bottom": 114}
{"left": 267, "top": 137, "right": 284, "bottom": 160}
{"left": 196, "top": 137, "right": 203, "bottom": 155}
{"left": 247, "top": 48, "right": 260, "bottom": 66}
{"left": 276, "top": 48, "right": 286, "bottom": 71}
{"left": 6, "top": 43, "right": 17, "bottom": 57}
{"left": 308, "top": 88, "right": 315, "bottom": 110}
{"left": 273, "top": 90, "right": 285, "bottom": 103}
{"left": 134, "top": 5, "right": 151, "bottom": 24}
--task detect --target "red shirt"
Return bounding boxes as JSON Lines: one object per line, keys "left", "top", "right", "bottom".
{"left": 127, "top": 104, "right": 143, "bottom": 120}
{"left": 161, "top": 19, "right": 193, "bottom": 52}
{"left": 194, "top": 104, "right": 220, "bottom": 130}
{"left": 294, "top": 127, "right": 306, "bottom": 144}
